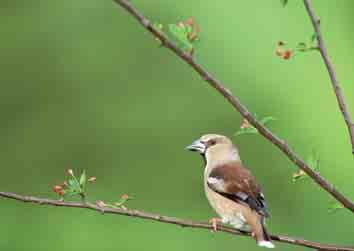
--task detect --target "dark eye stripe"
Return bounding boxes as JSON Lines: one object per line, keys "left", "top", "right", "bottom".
{"left": 207, "top": 139, "right": 217, "bottom": 146}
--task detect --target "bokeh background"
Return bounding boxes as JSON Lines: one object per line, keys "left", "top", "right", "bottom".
{"left": 1, "top": 1, "right": 353, "bottom": 250}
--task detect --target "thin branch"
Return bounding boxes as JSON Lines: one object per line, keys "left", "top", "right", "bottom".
{"left": 303, "top": 0, "right": 354, "bottom": 155}
{"left": 112, "top": 0, "right": 354, "bottom": 212}
{"left": 0, "top": 192, "right": 353, "bottom": 251}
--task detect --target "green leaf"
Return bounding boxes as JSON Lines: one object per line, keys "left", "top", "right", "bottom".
{"left": 311, "top": 32, "right": 318, "bottom": 42}
{"left": 68, "top": 178, "right": 81, "bottom": 192}
{"left": 292, "top": 150, "right": 320, "bottom": 183}
{"left": 296, "top": 42, "right": 307, "bottom": 51}
{"left": 63, "top": 189, "right": 80, "bottom": 197}
{"left": 79, "top": 170, "right": 87, "bottom": 190}
{"left": 292, "top": 169, "right": 307, "bottom": 183}
{"left": 234, "top": 115, "right": 276, "bottom": 137}
{"left": 259, "top": 116, "right": 277, "bottom": 125}
{"left": 234, "top": 127, "right": 258, "bottom": 136}
{"left": 168, "top": 24, "right": 193, "bottom": 52}
{"left": 280, "top": 0, "right": 288, "bottom": 7}
{"left": 152, "top": 22, "right": 163, "bottom": 31}
{"left": 308, "top": 150, "right": 320, "bottom": 171}
{"left": 328, "top": 202, "right": 344, "bottom": 213}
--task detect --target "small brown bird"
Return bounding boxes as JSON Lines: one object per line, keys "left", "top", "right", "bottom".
{"left": 186, "top": 134, "right": 274, "bottom": 248}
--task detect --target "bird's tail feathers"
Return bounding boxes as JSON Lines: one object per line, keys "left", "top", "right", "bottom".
{"left": 257, "top": 240, "right": 275, "bottom": 249}
{"left": 257, "top": 221, "right": 274, "bottom": 248}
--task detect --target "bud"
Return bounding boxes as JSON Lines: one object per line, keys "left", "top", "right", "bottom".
{"left": 121, "top": 194, "right": 129, "bottom": 200}
{"left": 275, "top": 48, "right": 283, "bottom": 57}
{"left": 53, "top": 185, "right": 62, "bottom": 193}
{"left": 66, "top": 169, "right": 74, "bottom": 176}
{"left": 283, "top": 49, "right": 292, "bottom": 60}
{"left": 176, "top": 22, "right": 185, "bottom": 28}
{"left": 240, "top": 118, "right": 251, "bottom": 129}
{"left": 96, "top": 200, "right": 106, "bottom": 208}
{"left": 58, "top": 189, "right": 65, "bottom": 196}
{"left": 88, "top": 177, "right": 96, "bottom": 183}
{"left": 185, "top": 17, "right": 194, "bottom": 26}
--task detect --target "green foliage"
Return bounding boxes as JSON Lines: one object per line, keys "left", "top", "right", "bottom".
{"left": 311, "top": 32, "right": 318, "bottom": 42}
{"left": 292, "top": 150, "right": 320, "bottom": 183}
{"left": 79, "top": 169, "right": 87, "bottom": 190}
{"left": 234, "top": 116, "right": 276, "bottom": 136}
{"left": 234, "top": 126, "right": 258, "bottom": 136}
{"left": 168, "top": 23, "right": 194, "bottom": 52}
{"left": 52, "top": 169, "right": 95, "bottom": 199}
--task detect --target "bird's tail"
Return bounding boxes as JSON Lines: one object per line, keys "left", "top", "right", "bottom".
{"left": 256, "top": 220, "right": 274, "bottom": 248}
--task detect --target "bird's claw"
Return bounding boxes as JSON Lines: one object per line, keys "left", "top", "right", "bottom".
{"left": 209, "top": 218, "right": 222, "bottom": 232}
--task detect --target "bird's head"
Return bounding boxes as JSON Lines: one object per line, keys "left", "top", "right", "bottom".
{"left": 186, "top": 134, "right": 240, "bottom": 164}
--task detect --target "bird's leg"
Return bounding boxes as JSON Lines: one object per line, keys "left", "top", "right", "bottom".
{"left": 208, "top": 217, "right": 222, "bottom": 232}
{"left": 251, "top": 232, "right": 256, "bottom": 239}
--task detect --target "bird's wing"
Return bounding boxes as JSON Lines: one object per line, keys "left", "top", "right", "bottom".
{"left": 207, "top": 162, "right": 270, "bottom": 217}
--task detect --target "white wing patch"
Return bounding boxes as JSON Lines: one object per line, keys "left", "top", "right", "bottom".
{"left": 235, "top": 191, "right": 248, "bottom": 200}
{"left": 207, "top": 177, "right": 225, "bottom": 192}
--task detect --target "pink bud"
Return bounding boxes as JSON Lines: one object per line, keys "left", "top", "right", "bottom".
{"left": 58, "top": 190, "right": 65, "bottom": 196}
{"left": 53, "top": 185, "right": 62, "bottom": 193}
{"left": 96, "top": 200, "right": 106, "bottom": 208}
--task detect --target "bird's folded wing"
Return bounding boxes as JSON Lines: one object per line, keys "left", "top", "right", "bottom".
{"left": 207, "top": 162, "right": 270, "bottom": 217}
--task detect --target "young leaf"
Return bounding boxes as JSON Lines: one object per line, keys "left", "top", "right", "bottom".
{"left": 234, "top": 127, "right": 258, "bottom": 136}
{"left": 292, "top": 169, "right": 307, "bottom": 182}
{"left": 260, "top": 116, "right": 277, "bottom": 125}
{"left": 292, "top": 150, "right": 320, "bottom": 183}
{"left": 168, "top": 24, "right": 193, "bottom": 52}
{"left": 68, "top": 178, "right": 81, "bottom": 192}
{"left": 296, "top": 42, "right": 307, "bottom": 52}
{"left": 152, "top": 22, "right": 163, "bottom": 31}
{"left": 79, "top": 170, "right": 87, "bottom": 190}
{"left": 280, "top": 0, "right": 288, "bottom": 7}
{"left": 311, "top": 32, "right": 318, "bottom": 42}
{"left": 234, "top": 115, "right": 276, "bottom": 137}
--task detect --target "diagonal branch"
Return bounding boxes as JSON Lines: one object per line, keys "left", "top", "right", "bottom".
{"left": 0, "top": 191, "right": 353, "bottom": 251}
{"left": 303, "top": 0, "right": 354, "bottom": 155}
{"left": 112, "top": 0, "right": 354, "bottom": 212}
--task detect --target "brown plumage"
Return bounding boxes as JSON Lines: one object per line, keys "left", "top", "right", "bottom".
{"left": 186, "top": 134, "right": 274, "bottom": 248}
{"left": 208, "top": 162, "right": 270, "bottom": 218}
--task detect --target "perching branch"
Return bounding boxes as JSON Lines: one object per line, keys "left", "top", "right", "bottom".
{"left": 0, "top": 191, "right": 353, "bottom": 251}
{"left": 303, "top": 0, "right": 354, "bottom": 155}
{"left": 112, "top": 0, "right": 354, "bottom": 212}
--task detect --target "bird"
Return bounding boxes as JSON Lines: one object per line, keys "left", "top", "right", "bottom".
{"left": 186, "top": 134, "right": 274, "bottom": 248}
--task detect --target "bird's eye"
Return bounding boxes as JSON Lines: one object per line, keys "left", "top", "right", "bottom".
{"left": 208, "top": 139, "right": 216, "bottom": 146}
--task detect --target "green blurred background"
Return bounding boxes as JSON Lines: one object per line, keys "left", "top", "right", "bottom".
{"left": 0, "top": 1, "right": 353, "bottom": 250}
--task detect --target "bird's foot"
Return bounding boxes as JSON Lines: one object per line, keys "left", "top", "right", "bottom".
{"left": 209, "top": 217, "right": 222, "bottom": 232}
{"left": 251, "top": 231, "right": 256, "bottom": 239}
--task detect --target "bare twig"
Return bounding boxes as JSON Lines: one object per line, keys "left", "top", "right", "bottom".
{"left": 303, "top": 0, "right": 354, "bottom": 155}
{"left": 0, "top": 191, "right": 353, "bottom": 251}
{"left": 112, "top": 0, "right": 354, "bottom": 212}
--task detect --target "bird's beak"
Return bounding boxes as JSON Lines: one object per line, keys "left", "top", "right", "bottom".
{"left": 185, "top": 139, "right": 206, "bottom": 154}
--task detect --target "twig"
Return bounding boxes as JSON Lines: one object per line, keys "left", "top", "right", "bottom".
{"left": 0, "top": 191, "right": 353, "bottom": 251}
{"left": 303, "top": 0, "right": 354, "bottom": 155}
{"left": 112, "top": 0, "right": 354, "bottom": 212}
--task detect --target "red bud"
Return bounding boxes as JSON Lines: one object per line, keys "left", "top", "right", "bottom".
{"left": 53, "top": 185, "right": 62, "bottom": 193}
{"left": 283, "top": 49, "right": 292, "bottom": 60}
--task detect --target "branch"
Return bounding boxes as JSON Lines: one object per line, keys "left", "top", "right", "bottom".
{"left": 0, "top": 192, "right": 353, "bottom": 251}
{"left": 112, "top": 0, "right": 354, "bottom": 213}
{"left": 303, "top": 0, "right": 354, "bottom": 155}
